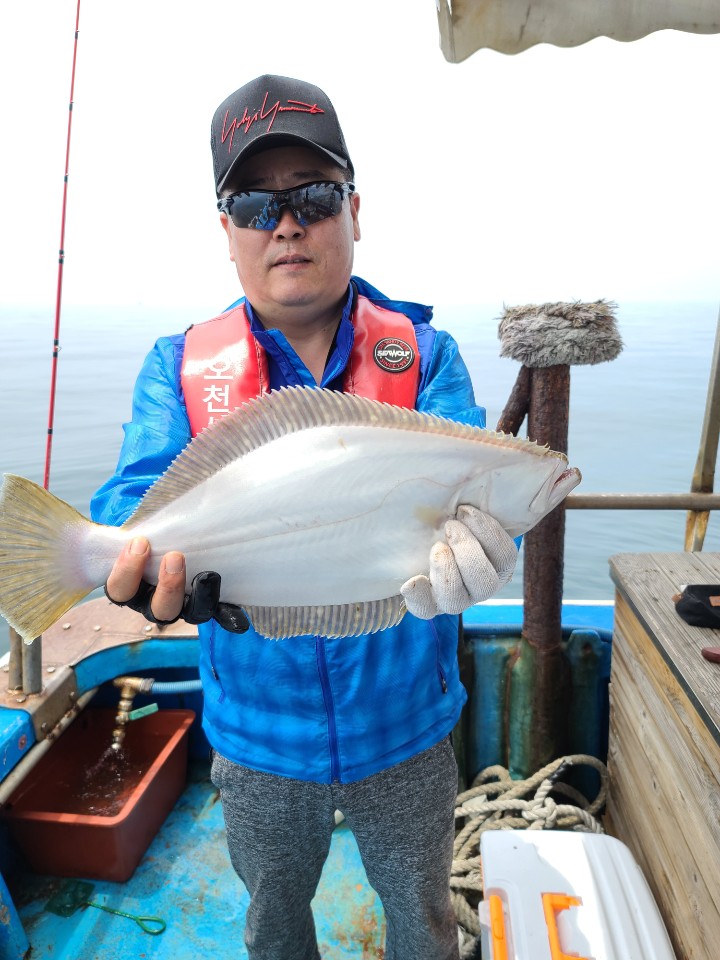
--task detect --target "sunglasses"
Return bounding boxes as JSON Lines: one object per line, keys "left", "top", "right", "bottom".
{"left": 217, "top": 180, "right": 355, "bottom": 230}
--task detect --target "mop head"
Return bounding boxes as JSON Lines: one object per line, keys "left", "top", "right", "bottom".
{"left": 498, "top": 300, "right": 623, "bottom": 368}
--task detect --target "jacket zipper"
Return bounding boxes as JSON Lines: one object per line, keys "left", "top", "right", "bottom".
{"left": 316, "top": 637, "right": 341, "bottom": 782}
{"left": 430, "top": 619, "right": 448, "bottom": 694}
{"left": 208, "top": 627, "right": 226, "bottom": 702}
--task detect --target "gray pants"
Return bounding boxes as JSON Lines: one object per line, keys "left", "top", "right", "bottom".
{"left": 211, "top": 739, "right": 460, "bottom": 960}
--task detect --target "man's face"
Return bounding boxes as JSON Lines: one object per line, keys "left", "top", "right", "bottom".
{"left": 219, "top": 145, "right": 361, "bottom": 328}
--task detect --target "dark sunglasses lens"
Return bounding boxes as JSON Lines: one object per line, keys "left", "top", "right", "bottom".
{"left": 289, "top": 183, "right": 344, "bottom": 226}
{"left": 229, "top": 194, "right": 278, "bottom": 229}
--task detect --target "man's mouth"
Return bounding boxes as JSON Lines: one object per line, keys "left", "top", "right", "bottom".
{"left": 273, "top": 255, "right": 310, "bottom": 267}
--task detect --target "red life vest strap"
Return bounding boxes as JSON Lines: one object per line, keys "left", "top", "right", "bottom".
{"left": 182, "top": 296, "right": 419, "bottom": 436}
{"left": 343, "top": 299, "right": 420, "bottom": 408}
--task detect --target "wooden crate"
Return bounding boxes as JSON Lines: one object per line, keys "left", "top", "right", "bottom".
{"left": 606, "top": 553, "right": 720, "bottom": 960}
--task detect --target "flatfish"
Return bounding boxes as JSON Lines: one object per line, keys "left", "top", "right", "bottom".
{"left": 0, "top": 386, "right": 580, "bottom": 641}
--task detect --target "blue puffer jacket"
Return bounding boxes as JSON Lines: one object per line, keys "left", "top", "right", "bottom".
{"left": 91, "top": 277, "right": 486, "bottom": 784}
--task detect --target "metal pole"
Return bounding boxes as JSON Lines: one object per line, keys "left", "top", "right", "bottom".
{"left": 6, "top": 629, "right": 23, "bottom": 692}
{"left": 522, "top": 364, "right": 572, "bottom": 772}
{"left": 21, "top": 636, "right": 42, "bottom": 695}
{"left": 567, "top": 492, "right": 720, "bottom": 510}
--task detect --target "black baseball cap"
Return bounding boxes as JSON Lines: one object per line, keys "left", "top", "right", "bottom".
{"left": 211, "top": 74, "right": 354, "bottom": 197}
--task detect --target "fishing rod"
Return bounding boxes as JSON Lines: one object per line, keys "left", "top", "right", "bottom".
{"left": 44, "top": 0, "right": 82, "bottom": 490}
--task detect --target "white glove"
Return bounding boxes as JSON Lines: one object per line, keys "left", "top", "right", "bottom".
{"left": 401, "top": 505, "right": 518, "bottom": 619}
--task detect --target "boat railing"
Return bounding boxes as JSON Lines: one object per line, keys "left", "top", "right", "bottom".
{"left": 567, "top": 492, "right": 720, "bottom": 510}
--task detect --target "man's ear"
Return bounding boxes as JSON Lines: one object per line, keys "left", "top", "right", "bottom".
{"left": 219, "top": 213, "right": 235, "bottom": 262}
{"left": 351, "top": 192, "right": 361, "bottom": 242}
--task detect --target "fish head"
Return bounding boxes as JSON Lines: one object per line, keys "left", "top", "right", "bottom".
{"left": 528, "top": 464, "right": 582, "bottom": 520}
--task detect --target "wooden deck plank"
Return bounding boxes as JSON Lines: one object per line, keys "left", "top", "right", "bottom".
{"left": 609, "top": 552, "right": 720, "bottom": 742}
{"left": 607, "top": 623, "right": 719, "bottom": 958}
{"left": 607, "top": 554, "right": 720, "bottom": 960}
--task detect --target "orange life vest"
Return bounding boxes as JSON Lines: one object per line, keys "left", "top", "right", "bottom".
{"left": 181, "top": 295, "right": 420, "bottom": 436}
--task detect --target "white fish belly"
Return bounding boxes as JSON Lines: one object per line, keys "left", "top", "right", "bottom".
{"left": 127, "top": 424, "right": 562, "bottom": 608}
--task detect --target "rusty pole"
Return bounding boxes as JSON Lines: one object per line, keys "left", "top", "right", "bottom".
{"left": 496, "top": 299, "right": 622, "bottom": 775}
{"left": 523, "top": 364, "right": 573, "bottom": 768}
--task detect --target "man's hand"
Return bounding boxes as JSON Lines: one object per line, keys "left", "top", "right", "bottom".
{"left": 400, "top": 506, "right": 518, "bottom": 619}
{"left": 105, "top": 537, "right": 249, "bottom": 632}
{"left": 106, "top": 537, "right": 187, "bottom": 622}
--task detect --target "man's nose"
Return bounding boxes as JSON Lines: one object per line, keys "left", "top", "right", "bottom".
{"left": 273, "top": 205, "right": 306, "bottom": 240}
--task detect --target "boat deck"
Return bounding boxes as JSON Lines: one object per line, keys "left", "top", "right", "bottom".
{"left": 1, "top": 600, "right": 387, "bottom": 959}
{"left": 1, "top": 596, "right": 615, "bottom": 959}
{"left": 606, "top": 551, "right": 720, "bottom": 960}
{"left": 10, "top": 758, "right": 386, "bottom": 960}
{"left": 608, "top": 551, "right": 720, "bottom": 740}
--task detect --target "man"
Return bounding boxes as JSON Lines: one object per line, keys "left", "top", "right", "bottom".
{"left": 94, "top": 75, "right": 518, "bottom": 960}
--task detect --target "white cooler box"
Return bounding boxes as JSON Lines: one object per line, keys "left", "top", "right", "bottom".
{"left": 478, "top": 831, "right": 677, "bottom": 960}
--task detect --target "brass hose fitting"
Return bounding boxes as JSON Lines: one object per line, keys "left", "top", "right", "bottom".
{"left": 111, "top": 676, "right": 155, "bottom": 749}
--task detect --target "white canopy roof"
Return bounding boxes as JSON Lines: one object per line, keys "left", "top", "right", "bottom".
{"left": 436, "top": 0, "right": 720, "bottom": 61}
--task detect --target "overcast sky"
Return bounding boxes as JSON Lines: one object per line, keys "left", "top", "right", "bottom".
{"left": 1, "top": 1, "right": 718, "bottom": 314}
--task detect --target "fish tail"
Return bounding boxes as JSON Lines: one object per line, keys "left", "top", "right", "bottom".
{"left": 0, "top": 474, "right": 96, "bottom": 644}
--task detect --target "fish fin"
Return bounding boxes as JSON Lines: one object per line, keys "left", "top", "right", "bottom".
{"left": 245, "top": 596, "right": 407, "bottom": 640}
{"left": 0, "top": 475, "right": 95, "bottom": 644}
{"left": 126, "top": 386, "right": 563, "bottom": 526}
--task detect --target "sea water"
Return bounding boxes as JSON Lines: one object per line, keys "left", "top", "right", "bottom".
{"left": 1, "top": 300, "right": 718, "bottom": 655}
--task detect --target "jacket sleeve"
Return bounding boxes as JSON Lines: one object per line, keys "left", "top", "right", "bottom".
{"left": 415, "top": 327, "right": 486, "bottom": 428}
{"left": 90, "top": 334, "right": 191, "bottom": 527}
